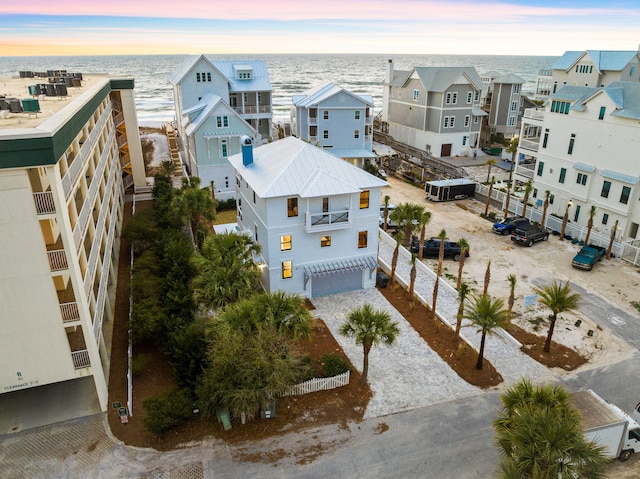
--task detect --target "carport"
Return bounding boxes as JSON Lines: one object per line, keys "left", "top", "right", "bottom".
{"left": 303, "top": 256, "right": 378, "bottom": 298}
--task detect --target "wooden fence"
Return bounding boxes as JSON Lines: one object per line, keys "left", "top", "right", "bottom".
{"left": 279, "top": 371, "right": 350, "bottom": 397}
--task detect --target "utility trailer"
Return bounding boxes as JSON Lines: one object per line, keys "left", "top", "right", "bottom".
{"left": 425, "top": 178, "right": 475, "bottom": 202}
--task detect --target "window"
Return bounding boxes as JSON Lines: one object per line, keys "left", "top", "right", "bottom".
{"left": 322, "top": 197, "right": 329, "bottom": 213}
{"left": 321, "top": 236, "right": 331, "bottom": 247}
{"left": 474, "top": 91, "right": 479, "bottom": 101}
{"left": 599, "top": 106, "right": 606, "bottom": 120}
{"left": 466, "top": 92, "right": 473, "bottom": 103}
{"left": 257, "top": 92, "right": 261, "bottom": 102}
{"left": 620, "top": 186, "right": 631, "bottom": 204}
{"left": 309, "top": 125, "right": 317, "bottom": 137}
{"left": 576, "top": 173, "right": 588, "bottom": 186}
{"left": 323, "top": 130, "right": 329, "bottom": 139}
{"left": 514, "top": 84, "right": 521, "bottom": 94}
{"left": 602, "top": 213, "right": 609, "bottom": 225}
{"left": 452, "top": 92, "right": 458, "bottom": 104}
{"left": 253, "top": 191, "right": 256, "bottom": 204}
{"left": 507, "top": 116, "right": 516, "bottom": 126}
{"left": 355, "top": 110, "right": 361, "bottom": 120}
{"left": 568, "top": 134, "right": 575, "bottom": 155}
{"left": 559, "top": 168, "right": 566, "bottom": 183}
{"left": 216, "top": 116, "right": 229, "bottom": 128}
{"left": 464, "top": 115, "right": 470, "bottom": 127}
{"left": 511, "top": 101, "right": 518, "bottom": 111}
{"left": 280, "top": 235, "right": 292, "bottom": 251}
{"left": 354, "top": 130, "right": 360, "bottom": 139}
{"left": 474, "top": 116, "right": 479, "bottom": 124}
{"left": 225, "top": 177, "right": 229, "bottom": 188}
{"left": 542, "top": 129, "right": 549, "bottom": 148}
{"left": 573, "top": 205, "right": 581, "bottom": 222}
{"left": 254, "top": 224, "right": 258, "bottom": 241}
{"left": 550, "top": 100, "right": 571, "bottom": 114}
{"left": 549, "top": 194, "right": 555, "bottom": 205}
{"left": 323, "top": 110, "right": 329, "bottom": 120}
{"left": 462, "top": 136, "right": 467, "bottom": 146}
{"left": 196, "top": 72, "right": 201, "bottom": 82}
{"left": 443, "top": 116, "right": 455, "bottom": 128}
{"left": 601, "top": 181, "right": 611, "bottom": 198}
{"left": 221, "top": 139, "right": 228, "bottom": 157}
{"left": 282, "top": 260, "right": 292, "bottom": 279}
{"left": 537, "top": 161, "right": 544, "bottom": 176}
{"left": 413, "top": 89, "right": 420, "bottom": 101}
{"left": 287, "top": 197, "right": 298, "bottom": 217}
{"left": 360, "top": 190, "right": 370, "bottom": 209}
{"left": 445, "top": 92, "right": 452, "bottom": 104}
{"left": 358, "top": 231, "right": 368, "bottom": 249}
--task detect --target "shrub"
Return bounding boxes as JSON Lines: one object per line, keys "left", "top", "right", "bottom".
{"left": 320, "top": 353, "right": 351, "bottom": 377}
{"left": 142, "top": 387, "right": 194, "bottom": 437}
{"left": 131, "top": 353, "right": 149, "bottom": 377}
{"left": 216, "top": 198, "right": 237, "bottom": 211}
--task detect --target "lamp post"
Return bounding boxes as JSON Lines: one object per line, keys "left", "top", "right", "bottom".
{"left": 560, "top": 200, "right": 573, "bottom": 241}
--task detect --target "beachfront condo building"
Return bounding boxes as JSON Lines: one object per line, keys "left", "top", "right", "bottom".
{"left": 515, "top": 82, "right": 640, "bottom": 245}
{"left": 170, "top": 56, "right": 273, "bottom": 199}
{"left": 229, "top": 136, "right": 387, "bottom": 298}
{"left": 290, "top": 82, "right": 377, "bottom": 169}
{"left": 534, "top": 49, "right": 640, "bottom": 100}
{"left": 0, "top": 73, "right": 145, "bottom": 419}
{"left": 380, "top": 60, "right": 487, "bottom": 158}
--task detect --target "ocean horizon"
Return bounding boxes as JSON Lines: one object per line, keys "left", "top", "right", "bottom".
{"left": 0, "top": 53, "right": 557, "bottom": 125}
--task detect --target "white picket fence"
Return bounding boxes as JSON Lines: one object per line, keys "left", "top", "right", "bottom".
{"left": 279, "top": 370, "right": 350, "bottom": 397}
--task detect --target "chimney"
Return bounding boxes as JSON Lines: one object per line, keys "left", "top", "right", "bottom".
{"left": 385, "top": 59, "right": 394, "bottom": 84}
{"left": 241, "top": 135, "right": 253, "bottom": 166}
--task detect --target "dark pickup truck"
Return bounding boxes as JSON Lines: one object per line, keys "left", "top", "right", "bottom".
{"left": 572, "top": 244, "right": 607, "bottom": 270}
{"left": 409, "top": 237, "right": 470, "bottom": 261}
{"left": 510, "top": 224, "right": 550, "bottom": 246}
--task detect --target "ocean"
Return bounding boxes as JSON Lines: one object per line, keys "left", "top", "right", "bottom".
{"left": 0, "top": 53, "right": 557, "bottom": 126}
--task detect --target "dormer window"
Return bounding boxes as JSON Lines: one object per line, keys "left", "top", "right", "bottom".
{"left": 233, "top": 64, "right": 253, "bottom": 80}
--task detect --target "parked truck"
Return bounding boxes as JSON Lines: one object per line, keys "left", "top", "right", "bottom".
{"left": 572, "top": 244, "right": 607, "bottom": 270}
{"left": 409, "top": 237, "right": 470, "bottom": 261}
{"left": 510, "top": 224, "right": 550, "bottom": 246}
{"left": 571, "top": 389, "right": 640, "bottom": 461}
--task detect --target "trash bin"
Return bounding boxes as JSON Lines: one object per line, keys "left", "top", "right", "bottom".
{"left": 376, "top": 271, "right": 389, "bottom": 288}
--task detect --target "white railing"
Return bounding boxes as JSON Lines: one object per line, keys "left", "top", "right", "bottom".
{"left": 71, "top": 349, "right": 91, "bottom": 369}
{"left": 279, "top": 371, "right": 350, "bottom": 397}
{"left": 123, "top": 175, "right": 134, "bottom": 190}
{"left": 522, "top": 108, "right": 545, "bottom": 121}
{"left": 113, "top": 112, "right": 124, "bottom": 126}
{"left": 62, "top": 103, "right": 112, "bottom": 197}
{"left": 60, "top": 302, "right": 80, "bottom": 322}
{"left": 232, "top": 105, "right": 272, "bottom": 115}
{"left": 33, "top": 191, "right": 56, "bottom": 215}
{"left": 47, "top": 249, "right": 68, "bottom": 271}
{"left": 519, "top": 139, "right": 540, "bottom": 151}
{"left": 116, "top": 134, "right": 127, "bottom": 148}
{"left": 308, "top": 117, "right": 317, "bottom": 125}
{"left": 304, "top": 209, "right": 351, "bottom": 232}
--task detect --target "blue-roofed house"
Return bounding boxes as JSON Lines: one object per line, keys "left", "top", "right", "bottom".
{"left": 549, "top": 50, "right": 640, "bottom": 95}
{"left": 515, "top": 81, "right": 640, "bottom": 243}
{"left": 290, "top": 82, "right": 377, "bottom": 169}
{"left": 381, "top": 60, "right": 487, "bottom": 158}
{"left": 229, "top": 136, "right": 387, "bottom": 298}
{"left": 170, "top": 55, "right": 273, "bottom": 195}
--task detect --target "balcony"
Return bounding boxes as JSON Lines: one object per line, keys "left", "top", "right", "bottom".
{"left": 71, "top": 350, "right": 91, "bottom": 369}
{"left": 519, "top": 138, "right": 541, "bottom": 152}
{"left": 33, "top": 191, "right": 56, "bottom": 215}
{"left": 309, "top": 116, "right": 317, "bottom": 125}
{"left": 47, "top": 249, "right": 69, "bottom": 272}
{"left": 232, "top": 105, "right": 272, "bottom": 115}
{"left": 522, "top": 108, "right": 544, "bottom": 121}
{"left": 304, "top": 209, "right": 351, "bottom": 233}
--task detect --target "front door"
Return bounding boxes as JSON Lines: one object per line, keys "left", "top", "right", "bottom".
{"left": 441, "top": 144, "right": 452, "bottom": 157}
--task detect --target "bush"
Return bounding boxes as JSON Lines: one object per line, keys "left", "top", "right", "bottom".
{"left": 142, "top": 387, "right": 194, "bottom": 437}
{"left": 216, "top": 198, "right": 237, "bottom": 211}
{"left": 131, "top": 353, "right": 149, "bottom": 377}
{"left": 320, "top": 354, "right": 351, "bottom": 377}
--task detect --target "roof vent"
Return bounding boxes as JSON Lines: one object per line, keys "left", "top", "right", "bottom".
{"left": 241, "top": 135, "right": 253, "bottom": 166}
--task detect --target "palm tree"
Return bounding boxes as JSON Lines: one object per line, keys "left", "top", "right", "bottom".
{"left": 506, "top": 274, "right": 517, "bottom": 317}
{"left": 408, "top": 254, "right": 417, "bottom": 303}
{"left": 607, "top": 220, "right": 618, "bottom": 259}
{"left": 485, "top": 158, "right": 497, "bottom": 183}
{"left": 541, "top": 189, "right": 551, "bottom": 227}
{"left": 484, "top": 176, "right": 495, "bottom": 217}
{"left": 416, "top": 210, "right": 432, "bottom": 260}
{"left": 503, "top": 182, "right": 511, "bottom": 218}
{"left": 174, "top": 176, "right": 216, "bottom": 249}
{"left": 521, "top": 180, "right": 533, "bottom": 218}
{"left": 382, "top": 195, "right": 391, "bottom": 233}
{"left": 251, "top": 291, "right": 313, "bottom": 340}
{"left": 494, "top": 379, "right": 608, "bottom": 479}
{"left": 339, "top": 303, "right": 400, "bottom": 385}
{"left": 483, "top": 259, "right": 491, "bottom": 295}
{"left": 534, "top": 279, "right": 580, "bottom": 353}
{"left": 390, "top": 230, "right": 404, "bottom": 287}
{"left": 584, "top": 205, "right": 597, "bottom": 245}
{"left": 390, "top": 202, "right": 425, "bottom": 247}
{"left": 432, "top": 228, "right": 447, "bottom": 321}
{"left": 464, "top": 293, "right": 510, "bottom": 369}
{"left": 506, "top": 137, "right": 518, "bottom": 186}
{"left": 455, "top": 238, "right": 470, "bottom": 290}
{"left": 455, "top": 282, "right": 471, "bottom": 336}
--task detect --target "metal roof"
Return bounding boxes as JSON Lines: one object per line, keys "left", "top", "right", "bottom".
{"left": 572, "top": 162, "right": 596, "bottom": 173}
{"left": 601, "top": 169, "right": 640, "bottom": 185}
{"left": 326, "top": 148, "right": 377, "bottom": 159}
{"left": 170, "top": 55, "right": 272, "bottom": 92}
{"left": 411, "top": 67, "right": 484, "bottom": 92}
{"left": 184, "top": 93, "right": 255, "bottom": 137}
{"left": 228, "top": 136, "right": 388, "bottom": 198}
{"left": 303, "top": 255, "right": 378, "bottom": 279}
{"left": 553, "top": 50, "right": 639, "bottom": 73}
{"left": 494, "top": 73, "right": 525, "bottom": 84}
{"left": 292, "top": 82, "right": 373, "bottom": 108}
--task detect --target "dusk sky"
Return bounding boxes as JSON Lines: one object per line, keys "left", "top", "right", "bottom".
{"left": 1, "top": 0, "right": 639, "bottom": 57}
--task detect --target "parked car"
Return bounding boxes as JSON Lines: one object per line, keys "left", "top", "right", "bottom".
{"left": 510, "top": 224, "right": 550, "bottom": 246}
{"left": 379, "top": 204, "right": 398, "bottom": 229}
{"left": 572, "top": 244, "right": 607, "bottom": 270}
{"left": 492, "top": 216, "right": 529, "bottom": 235}
{"left": 409, "top": 237, "right": 470, "bottom": 261}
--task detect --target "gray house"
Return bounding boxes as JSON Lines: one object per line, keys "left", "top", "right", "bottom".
{"left": 381, "top": 60, "right": 487, "bottom": 158}
{"left": 480, "top": 72, "right": 525, "bottom": 142}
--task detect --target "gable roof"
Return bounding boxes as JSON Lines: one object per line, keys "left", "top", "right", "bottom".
{"left": 184, "top": 94, "right": 255, "bottom": 137}
{"left": 411, "top": 67, "right": 484, "bottom": 92}
{"left": 170, "top": 56, "right": 272, "bottom": 91}
{"left": 553, "top": 50, "right": 639, "bottom": 73}
{"left": 169, "top": 54, "right": 223, "bottom": 85}
{"left": 553, "top": 81, "right": 640, "bottom": 119}
{"left": 292, "top": 82, "right": 374, "bottom": 108}
{"left": 494, "top": 73, "right": 525, "bottom": 85}
{"left": 229, "top": 137, "right": 387, "bottom": 198}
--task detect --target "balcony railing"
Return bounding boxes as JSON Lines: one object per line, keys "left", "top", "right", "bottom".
{"left": 232, "top": 105, "right": 272, "bottom": 115}
{"left": 522, "top": 108, "right": 545, "bottom": 121}
{"left": 519, "top": 138, "right": 540, "bottom": 152}
{"left": 47, "top": 249, "right": 68, "bottom": 272}
{"left": 71, "top": 349, "right": 91, "bottom": 369}
{"left": 304, "top": 209, "right": 351, "bottom": 233}
{"left": 309, "top": 116, "right": 317, "bottom": 125}
{"left": 60, "top": 302, "right": 80, "bottom": 323}
{"left": 33, "top": 191, "right": 56, "bottom": 215}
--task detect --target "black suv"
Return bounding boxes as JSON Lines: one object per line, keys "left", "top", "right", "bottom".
{"left": 511, "top": 224, "right": 550, "bottom": 246}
